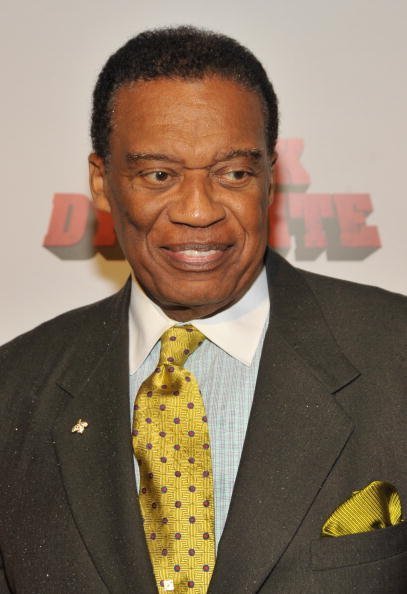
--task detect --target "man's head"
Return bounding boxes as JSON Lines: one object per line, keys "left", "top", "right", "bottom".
{"left": 91, "top": 26, "right": 278, "bottom": 162}
{"left": 89, "top": 26, "right": 279, "bottom": 321}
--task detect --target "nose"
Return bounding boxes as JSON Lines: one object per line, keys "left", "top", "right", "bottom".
{"left": 166, "top": 170, "right": 226, "bottom": 227}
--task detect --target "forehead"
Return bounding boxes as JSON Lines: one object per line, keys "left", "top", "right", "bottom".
{"left": 109, "top": 76, "right": 268, "bottom": 163}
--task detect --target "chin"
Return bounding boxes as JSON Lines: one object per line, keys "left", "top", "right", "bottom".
{"left": 162, "top": 292, "right": 225, "bottom": 309}
{"left": 156, "top": 285, "right": 234, "bottom": 311}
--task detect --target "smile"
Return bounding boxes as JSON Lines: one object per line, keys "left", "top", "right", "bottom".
{"left": 161, "top": 243, "right": 231, "bottom": 267}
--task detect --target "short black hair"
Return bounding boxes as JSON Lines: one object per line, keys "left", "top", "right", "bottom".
{"left": 91, "top": 26, "right": 279, "bottom": 161}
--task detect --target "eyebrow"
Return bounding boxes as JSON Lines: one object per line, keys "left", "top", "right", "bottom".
{"left": 125, "top": 148, "right": 264, "bottom": 167}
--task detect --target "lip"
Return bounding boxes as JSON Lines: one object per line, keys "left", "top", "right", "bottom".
{"left": 160, "top": 242, "right": 232, "bottom": 268}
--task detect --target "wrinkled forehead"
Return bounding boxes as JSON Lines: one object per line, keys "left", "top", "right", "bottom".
{"left": 110, "top": 72, "right": 267, "bottom": 113}
{"left": 108, "top": 75, "right": 269, "bottom": 162}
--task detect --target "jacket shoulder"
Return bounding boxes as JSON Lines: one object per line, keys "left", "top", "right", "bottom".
{"left": 299, "top": 268, "right": 406, "bottom": 320}
{"left": 297, "top": 268, "right": 407, "bottom": 364}
{"left": 0, "top": 281, "right": 130, "bottom": 388}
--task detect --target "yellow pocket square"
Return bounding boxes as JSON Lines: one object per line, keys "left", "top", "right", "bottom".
{"left": 322, "top": 481, "right": 403, "bottom": 537}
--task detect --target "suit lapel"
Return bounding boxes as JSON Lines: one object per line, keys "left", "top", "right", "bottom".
{"left": 52, "top": 281, "right": 156, "bottom": 593}
{"left": 209, "top": 251, "right": 360, "bottom": 593}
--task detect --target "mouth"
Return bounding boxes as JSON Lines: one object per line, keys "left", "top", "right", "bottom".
{"left": 160, "top": 242, "right": 232, "bottom": 268}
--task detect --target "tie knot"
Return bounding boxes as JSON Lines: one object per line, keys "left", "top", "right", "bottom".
{"left": 159, "top": 325, "right": 205, "bottom": 367}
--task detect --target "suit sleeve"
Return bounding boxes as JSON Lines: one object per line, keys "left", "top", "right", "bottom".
{"left": 0, "top": 553, "right": 12, "bottom": 593}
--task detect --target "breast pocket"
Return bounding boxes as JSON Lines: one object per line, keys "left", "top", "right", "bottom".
{"left": 311, "top": 521, "right": 407, "bottom": 570}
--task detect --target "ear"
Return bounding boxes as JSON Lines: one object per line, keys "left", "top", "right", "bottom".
{"left": 267, "top": 150, "right": 278, "bottom": 206}
{"left": 88, "top": 153, "right": 111, "bottom": 213}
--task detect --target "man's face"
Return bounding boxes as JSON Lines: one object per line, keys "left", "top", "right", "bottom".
{"left": 89, "top": 75, "right": 275, "bottom": 320}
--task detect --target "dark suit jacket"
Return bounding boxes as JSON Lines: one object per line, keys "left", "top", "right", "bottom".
{"left": 1, "top": 250, "right": 407, "bottom": 593}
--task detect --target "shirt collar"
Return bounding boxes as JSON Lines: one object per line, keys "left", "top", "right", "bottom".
{"left": 128, "top": 267, "right": 270, "bottom": 373}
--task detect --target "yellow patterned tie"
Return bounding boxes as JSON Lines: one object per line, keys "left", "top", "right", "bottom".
{"left": 132, "top": 325, "right": 215, "bottom": 593}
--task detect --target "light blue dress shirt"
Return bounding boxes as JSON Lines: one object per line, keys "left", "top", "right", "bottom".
{"left": 129, "top": 269, "right": 269, "bottom": 546}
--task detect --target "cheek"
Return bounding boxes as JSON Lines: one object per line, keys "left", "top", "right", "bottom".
{"left": 107, "top": 185, "right": 161, "bottom": 240}
{"left": 234, "top": 195, "right": 270, "bottom": 241}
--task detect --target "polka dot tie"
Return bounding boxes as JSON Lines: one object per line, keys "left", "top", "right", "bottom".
{"left": 132, "top": 325, "right": 215, "bottom": 593}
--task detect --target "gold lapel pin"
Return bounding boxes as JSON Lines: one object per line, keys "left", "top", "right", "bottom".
{"left": 71, "top": 419, "right": 89, "bottom": 434}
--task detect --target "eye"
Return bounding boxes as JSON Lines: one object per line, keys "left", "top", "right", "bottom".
{"left": 225, "top": 170, "right": 249, "bottom": 181}
{"left": 215, "top": 169, "right": 253, "bottom": 187}
{"left": 134, "top": 169, "right": 180, "bottom": 190}
{"left": 142, "top": 170, "right": 171, "bottom": 183}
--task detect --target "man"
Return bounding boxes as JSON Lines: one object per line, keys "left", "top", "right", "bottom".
{"left": 0, "top": 26, "right": 406, "bottom": 594}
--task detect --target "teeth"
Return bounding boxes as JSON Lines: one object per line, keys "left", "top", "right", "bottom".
{"left": 181, "top": 249, "right": 218, "bottom": 256}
